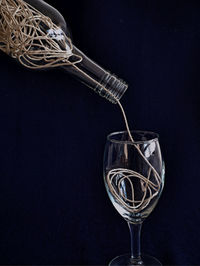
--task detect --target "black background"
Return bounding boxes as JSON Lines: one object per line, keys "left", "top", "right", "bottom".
{"left": 0, "top": 0, "right": 200, "bottom": 265}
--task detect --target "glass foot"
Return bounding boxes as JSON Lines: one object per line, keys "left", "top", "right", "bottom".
{"left": 109, "top": 254, "right": 162, "bottom": 266}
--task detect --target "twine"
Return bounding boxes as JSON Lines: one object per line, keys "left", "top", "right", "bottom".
{"left": 0, "top": 0, "right": 82, "bottom": 68}
{"left": 0, "top": 0, "right": 162, "bottom": 214}
{"left": 106, "top": 100, "right": 162, "bottom": 214}
{"left": 107, "top": 168, "right": 160, "bottom": 213}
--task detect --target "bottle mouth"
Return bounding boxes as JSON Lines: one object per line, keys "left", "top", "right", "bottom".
{"left": 95, "top": 72, "right": 128, "bottom": 104}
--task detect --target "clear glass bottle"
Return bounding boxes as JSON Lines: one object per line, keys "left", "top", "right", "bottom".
{"left": 62, "top": 46, "right": 128, "bottom": 103}
{"left": 4, "top": 0, "right": 128, "bottom": 103}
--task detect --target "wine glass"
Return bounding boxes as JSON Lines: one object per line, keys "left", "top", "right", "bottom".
{"left": 103, "top": 130, "right": 165, "bottom": 265}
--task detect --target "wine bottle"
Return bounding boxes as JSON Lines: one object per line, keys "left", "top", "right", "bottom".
{"left": 0, "top": 0, "right": 128, "bottom": 103}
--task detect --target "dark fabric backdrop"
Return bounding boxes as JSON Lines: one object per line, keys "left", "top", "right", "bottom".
{"left": 0, "top": 0, "right": 200, "bottom": 265}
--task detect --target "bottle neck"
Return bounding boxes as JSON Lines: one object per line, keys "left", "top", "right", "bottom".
{"left": 62, "top": 45, "right": 128, "bottom": 104}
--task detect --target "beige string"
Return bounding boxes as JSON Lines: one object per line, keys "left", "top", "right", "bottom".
{"left": 0, "top": 0, "right": 162, "bottom": 214}
{"left": 106, "top": 101, "right": 162, "bottom": 213}
{"left": 0, "top": 0, "right": 82, "bottom": 68}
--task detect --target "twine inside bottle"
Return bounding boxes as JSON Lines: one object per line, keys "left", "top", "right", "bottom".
{"left": 0, "top": 0, "right": 82, "bottom": 68}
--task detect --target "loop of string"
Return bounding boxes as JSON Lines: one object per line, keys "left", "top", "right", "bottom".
{"left": 0, "top": 0, "right": 162, "bottom": 213}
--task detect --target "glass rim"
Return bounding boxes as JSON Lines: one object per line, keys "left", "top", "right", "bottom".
{"left": 107, "top": 130, "right": 159, "bottom": 145}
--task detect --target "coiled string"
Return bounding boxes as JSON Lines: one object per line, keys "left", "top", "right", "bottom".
{"left": 0, "top": 0, "right": 162, "bottom": 213}
{"left": 106, "top": 101, "right": 162, "bottom": 213}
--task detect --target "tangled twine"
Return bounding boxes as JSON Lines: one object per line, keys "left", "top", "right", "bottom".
{"left": 106, "top": 123, "right": 162, "bottom": 214}
{"left": 0, "top": 0, "right": 82, "bottom": 69}
{"left": 107, "top": 165, "right": 161, "bottom": 214}
{"left": 0, "top": 0, "right": 123, "bottom": 103}
{"left": 0, "top": 0, "right": 126, "bottom": 104}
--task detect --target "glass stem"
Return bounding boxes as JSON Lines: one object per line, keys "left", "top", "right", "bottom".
{"left": 128, "top": 222, "right": 143, "bottom": 265}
